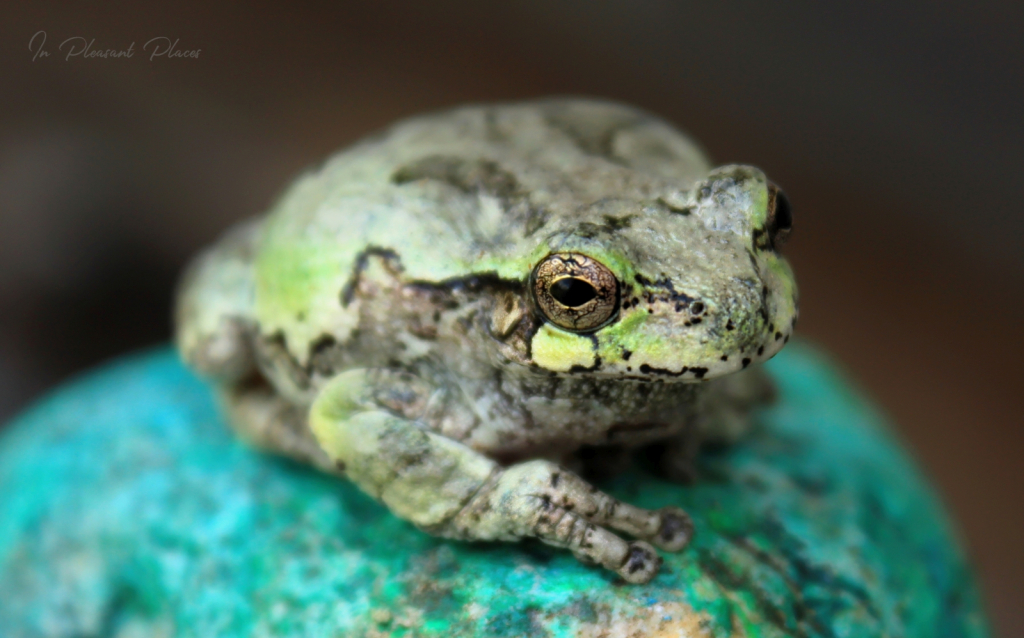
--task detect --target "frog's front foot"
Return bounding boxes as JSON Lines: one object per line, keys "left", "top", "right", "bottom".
{"left": 310, "top": 370, "right": 692, "bottom": 583}
{"left": 447, "top": 460, "right": 693, "bottom": 583}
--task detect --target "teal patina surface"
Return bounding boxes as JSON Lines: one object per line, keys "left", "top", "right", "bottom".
{"left": 0, "top": 343, "right": 989, "bottom": 637}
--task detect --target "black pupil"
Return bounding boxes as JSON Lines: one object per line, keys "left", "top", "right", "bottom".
{"left": 774, "top": 190, "right": 792, "bottom": 230}
{"left": 550, "top": 278, "right": 598, "bottom": 307}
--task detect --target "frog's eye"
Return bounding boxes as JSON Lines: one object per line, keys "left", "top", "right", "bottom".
{"left": 532, "top": 253, "right": 619, "bottom": 332}
{"left": 766, "top": 183, "right": 792, "bottom": 247}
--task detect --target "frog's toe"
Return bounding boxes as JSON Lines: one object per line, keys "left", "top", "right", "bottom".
{"left": 617, "top": 541, "right": 661, "bottom": 584}
{"left": 651, "top": 506, "right": 694, "bottom": 552}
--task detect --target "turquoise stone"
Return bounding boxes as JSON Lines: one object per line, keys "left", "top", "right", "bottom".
{"left": 0, "top": 343, "right": 990, "bottom": 637}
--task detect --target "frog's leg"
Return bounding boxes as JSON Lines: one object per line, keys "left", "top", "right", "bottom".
{"left": 174, "top": 220, "right": 338, "bottom": 475}
{"left": 220, "top": 379, "right": 339, "bottom": 476}
{"left": 310, "top": 369, "right": 693, "bottom": 583}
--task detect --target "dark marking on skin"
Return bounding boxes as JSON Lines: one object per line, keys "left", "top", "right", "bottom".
{"left": 310, "top": 334, "right": 337, "bottom": 356}
{"left": 634, "top": 275, "right": 694, "bottom": 306}
{"left": 308, "top": 334, "right": 340, "bottom": 375}
{"left": 775, "top": 331, "right": 783, "bottom": 341}
{"left": 391, "top": 155, "right": 521, "bottom": 199}
{"left": 573, "top": 222, "right": 609, "bottom": 240}
{"left": 524, "top": 208, "right": 549, "bottom": 237}
{"left": 691, "top": 367, "right": 708, "bottom": 379}
{"left": 550, "top": 473, "right": 561, "bottom": 488}
{"left": 691, "top": 317, "right": 702, "bottom": 325}
{"left": 745, "top": 252, "right": 771, "bottom": 323}
{"left": 624, "top": 545, "right": 653, "bottom": 574}
{"left": 340, "top": 246, "right": 403, "bottom": 307}
{"left": 726, "top": 320, "right": 735, "bottom": 331}
{"left": 757, "top": 346, "right": 765, "bottom": 356}
{"left": 601, "top": 214, "right": 637, "bottom": 231}
{"left": 784, "top": 334, "right": 790, "bottom": 344}
{"left": 335, "top": 460, "right": 347, "bottom": 472}
{"left": 720, "top": 355, "right": 729, "bottom": 361}
{"left": 255, "top": 331, "right": 312, "bottom": 390}
{"left": 410, "top": 272, "right": 523, "bottom": 296}
{"left": 747, "top": 251, "right": 761, "bottom": 273}
{"left": 658, "top": 511, "right": 692, "bottom": 545}
{"left": 639, "top": 363, "right": 690, "bottom": 377}
{"left": 757, "top": 284, "right": 771, "bottom": 324}
{"left": 622, "top": 349, "right": 632, "bottom": 361}
{"left": 569, "top": 356, "right": 603, "bottom": 374}
{"left": 742, "top": 358, "right": 752, "bottom": 368}
{"left": 752, "top": 226, "right": 772, "bottom": 252}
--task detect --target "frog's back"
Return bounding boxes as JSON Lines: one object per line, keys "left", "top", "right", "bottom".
{"left": 253, "top": 98, "right": 711, "bottom": 365}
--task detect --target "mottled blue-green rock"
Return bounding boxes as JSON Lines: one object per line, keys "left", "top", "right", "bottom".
{"left": 0, "top": 343, "right": 989, "bottom": 637}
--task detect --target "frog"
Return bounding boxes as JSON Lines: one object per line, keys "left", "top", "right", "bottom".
{"left": 174, "top": 98, "right": 797, "bottom": 584}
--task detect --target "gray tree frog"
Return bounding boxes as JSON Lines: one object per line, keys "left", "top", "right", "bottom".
{"left": 175, "top": 99, "right": 797, "bottom": 583}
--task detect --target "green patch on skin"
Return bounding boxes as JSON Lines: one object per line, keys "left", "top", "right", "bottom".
{"left": 531, "top": 324, "right": 596, "bottom": 371}
{"left": 255, "top": 240, "right": 343, "bottom": 321}
{"left": 594, "top": 309, "right": 660, "bottom": 363}
{"left": 475, "top": 242, "right": 552, "bottom": 282}
{"left": 764, "top": 255, "right": 798, "bottom": 311}
{"left": 747, "top": 177, "right": 771, "bottom": 229}
{"left": 479, "top": 239, "right": 638, "bottom": 290}
{"left": 254, "top": 237, "right": 357, "bottom": 357}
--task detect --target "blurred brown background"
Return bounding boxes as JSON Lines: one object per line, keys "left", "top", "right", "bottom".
{"left": 2, "top": 1, "right": 1022, "bottom": 634}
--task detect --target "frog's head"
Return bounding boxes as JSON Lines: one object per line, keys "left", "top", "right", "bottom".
{"left": 504, "top": 165, "right": 797, "bottom": 381}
